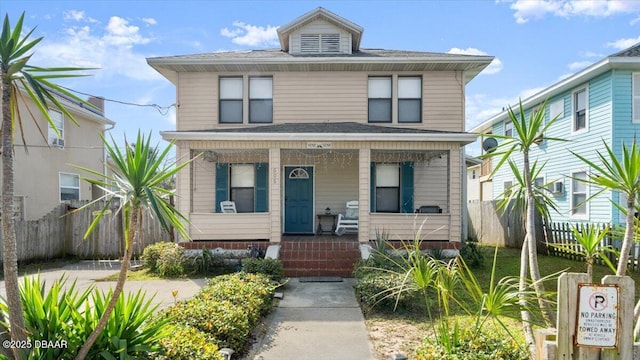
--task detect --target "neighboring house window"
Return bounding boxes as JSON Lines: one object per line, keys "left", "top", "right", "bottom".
{"left": 375, "top": 164, "right": 400, "bottom": 212}
{"left": 368, "top": 77, "right": 392, "bottom": 123}
{"left": 504, "top": 120, "right": 513, "bottom": 137}
{"left": 573, "top": 88, "right": 587, "bottom": 132}
{"left": 230, "top": 164, "right": 255, "bottom": 213}
{"left": 633, "top": 73, "right": 640, "bottom": 123}
{"left": 249, "top": 77, "right": 273, "bottom": 123}
{"left": 503, "top": 180, "right": 513, "bottom": 195}
{"left": 550, "top": 98, "right": 564, "bottom": 119}
{"left": 534, "top": 177, "right": 544, "bottom": 189}
{"left": 48, "top": 109, "right": 64, "bottom": 147}
{"left": 398, "top": 76, "right": 421, "bottom": 123}
{"left": 571, "top": 171, "right": 588, "bottom": 218}
{"left": 60, "top": 173, "right": 80, "bottom": 202}
{"left": 219, "top": 77, "right": 243, "bottom": 123}
{"left": 471, "top": 170, "right": 477, "bottom": 179}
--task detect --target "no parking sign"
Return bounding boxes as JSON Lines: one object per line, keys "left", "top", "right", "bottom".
{"left": 575, "top": 283, "right": 619, "bottom": 348}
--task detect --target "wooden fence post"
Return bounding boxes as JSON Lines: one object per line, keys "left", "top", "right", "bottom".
{"left": 556, "top": 272, "right": 599, "bottom": 359}
{"left": 601, "top": 275, "right": 634, "bottom": 360}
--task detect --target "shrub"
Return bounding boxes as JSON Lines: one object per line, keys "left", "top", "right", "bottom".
{"left": 153, "top": 325, "right": 224, "bottom": 360}
{"left": 354, "top": 271, "right": 420, "bottom": 312}
{"left": 142, "top": 242, "right": 187, "bottom": 277}
{"left": 199, "top": 273, "right": 275, "bottom": 321}
{"left": 460, "top": 240, "right": 484, "bottom": 268}
{"left": 241, "top": 257, "right": 284, "bottom": 281}
{"left": 415, "top": 321, "right": 528, "bottom": 360}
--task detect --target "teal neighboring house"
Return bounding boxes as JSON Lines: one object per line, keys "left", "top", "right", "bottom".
{"left": 471, "top": 43, "right": 640, "bottom": 226}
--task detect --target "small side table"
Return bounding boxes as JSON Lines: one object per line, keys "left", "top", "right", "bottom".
{"left": 316, "top": 213, "right": 337, "bottom": 235}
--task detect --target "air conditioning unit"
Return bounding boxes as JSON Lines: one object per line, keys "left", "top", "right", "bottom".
{"left": 548, "top": 181, "right": 563, "bottom": 195}
{"left": 52, "top": 138, "right": 65, "bottom": 147}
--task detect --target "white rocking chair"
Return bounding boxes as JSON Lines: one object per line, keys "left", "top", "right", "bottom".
{"left": 335, "top": 200, "right": 358, "bottom": 235}
{"left": 220, "top": 201, "right": 237, "bottom": 213}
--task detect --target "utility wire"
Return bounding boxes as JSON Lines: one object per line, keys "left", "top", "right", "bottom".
{"left": 61, "top": 86, "right": 176, "bottom": 116}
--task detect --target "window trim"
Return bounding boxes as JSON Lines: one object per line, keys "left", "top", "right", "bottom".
{"left": 248, "top": 76, "right": 273, "bottom": 124}
{"left": 570, "top": 170, "right": 589, "bottom": 220}
{"left": 48, "top": 108, "right": 65, "bottom": 147}
{"left": 571, "top": 87, "right": 588, "bottom": 134}
{"left": 633, "top": 73, "right": 640, "bottom": 124}
{"left": 397, "top": 76, "right": 422, "bottom": 123}
{"left": 219, "top": 76, "right": 244, "bottom": 124}
{"left": 59, "top": 172, "right": 80, "bottom": 203}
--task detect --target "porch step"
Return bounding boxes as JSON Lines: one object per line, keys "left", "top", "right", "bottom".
{"left": 279, "top": 238, "right": 361, "bottom": 278}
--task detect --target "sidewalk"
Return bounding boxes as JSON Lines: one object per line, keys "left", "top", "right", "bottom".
{"left": 251, "top": 278, "right": 375, "bottom": 360}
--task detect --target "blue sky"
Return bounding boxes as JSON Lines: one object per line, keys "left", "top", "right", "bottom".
{"left": 3, "top": 0, "right": 640, "bottom": 157}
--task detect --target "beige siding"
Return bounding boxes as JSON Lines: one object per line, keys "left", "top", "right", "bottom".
{"left": 414, "top": 156, "right": 449, "bottom": 212}
{"left": 192, "top": 157, "right": 215, "bottom": 212}
{"left": 190, "top": 213, "right": 270, "bottom": 240}
{"left": 423, "top": 71, "right": 464, "bottom": 132}
{"left": 274, "top": 72, "right": 367, "bottom": 122}
{"left": 370, "top": 214, "right": 450, "bottom": 241}
{"left": 176, "top": 72, "right": 216, "bottom": 131}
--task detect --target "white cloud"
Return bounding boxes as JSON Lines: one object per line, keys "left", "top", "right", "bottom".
{"left": 607, "top": 36, "right": 640, "bottom": 49}
{"left": 509, "top": 0, "right": 640, "bottom": 24}
{"left": 31, "top": 15, "right": 159, "bottom": 82}
{"left": 448, "top": 47, "right": 503, "bottom": 75}
{"left": 141, "top": 17, "right": 157, "bottom": 26}
{"left": 220, "top": 21, "right": 279, "bottom": 47}
{"left": 568, "top": 61, "right": 592, "bottom": 71}
{"left": 63, "top": 10, "right": 85, "bottom": 21}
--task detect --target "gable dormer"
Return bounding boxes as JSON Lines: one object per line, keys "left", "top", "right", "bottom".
{"left": 277, "top": 7, "right": 363, "bottom": 55}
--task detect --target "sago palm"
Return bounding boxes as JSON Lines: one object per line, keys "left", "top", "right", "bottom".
{"left": 72, "top": 131, "right": 191, "bottom": 359}
{"left": 1, "top": 12, "right": 92, "bottom": 355}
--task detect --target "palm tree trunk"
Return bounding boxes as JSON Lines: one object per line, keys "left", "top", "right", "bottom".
{"left": 74, "top": 207, "right": 140, "bottom": 360}
{"left": 519, "top": 238, "right": 536, "bottom": 358}
{"left": 523, "top": 152, "right": 555, "bottom": 327}
{"left": 616, "top": 197, "right": 636, "bottom": 276}
{"left": 2, "top": 73, "right": 27, "bottom": 359}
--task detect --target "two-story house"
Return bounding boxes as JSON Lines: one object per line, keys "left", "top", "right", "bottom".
{"left": 148, "top": 8, "right": 492, "bottom": 256}
{"left": 10, "top": 90, "right": 115, "bottom": 220}
{"left": 471, "top": 43, "right": 640, "bottom": 226}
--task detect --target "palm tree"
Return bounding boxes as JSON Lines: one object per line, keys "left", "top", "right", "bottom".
{"left": 1, "top": 13, "right": 91, "bottom": 355}
{"left": 481, "top": 99, "right": 564, "bottom": 350}
{"left": 73, "top": 131, "right": 191, "bottom": 360}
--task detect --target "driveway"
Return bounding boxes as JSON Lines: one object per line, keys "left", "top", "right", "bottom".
{"left": 0, "top": 260, "right": 206, "bottom": 310}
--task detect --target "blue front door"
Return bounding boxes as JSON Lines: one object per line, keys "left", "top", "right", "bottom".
{"left": 284, "top": 166, "right": 314, "bottom": 234}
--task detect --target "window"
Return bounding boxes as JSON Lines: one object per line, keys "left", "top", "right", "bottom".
{"left": 60, "top": 173, "right": 80, "bottom": 202}
{"left": 504, "top": 120, "right": 513, "bottom": 137}
{"left": 534, "top": 177, "right": 545, "bottom": 189}
{"left": 230, "top": 164, "right": 255, "bottom": 213}
{"left": 219, "top": 77, "right": 243, "bottom": 123}
{"left": 398, "top": 77, "right": 421, "bottom": 123}
{"left": 48, "top": 109, "right": 64, "bottom": 147}
{"left": 249, "top": 77, "right": 273, "bottom": 123}
{"left": 573, "top": 88, "right": 587, "bottom": 132}
{"left": 633, "top": 73, "right": 640, "bottom": 123}
{"left": 550, "top": 98, "right": 564, "bottom": 119}
{"left": 503, "top": 180, "right": 513, "bottom": 195}
{"left": 368, "top": 77, "right": 392, "bottom": 123}
{"left": 375, "top": 164, "right": 400, "bottom": 212}
{"left": 571, "top": 171, "right": 588, "bottom": 217}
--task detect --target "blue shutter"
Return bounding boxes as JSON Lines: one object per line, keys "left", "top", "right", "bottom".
{"left": 400, "top": 162, "right": 414, "bottom": 213}
{"left": 215, "top": 163, "right": 229, "bottom": 213}
{"left": 370, "top": 162, "right": 376, "bottom": 213}
{"left": 255, "top": 163, "right": 268, "bottom": 213}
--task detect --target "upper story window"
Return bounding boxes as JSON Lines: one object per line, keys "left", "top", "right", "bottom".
{"left": 219, "top": 77, "right": 243, "bottom": 124}
{"left": 549, "top": 98, "right": 564, "bottom": 119}
{"left": 249, "top": 77, "right": 273, "bottom": 123}
{"left": 633, "top": 73, "right": 640, "bottom": 124}
{"left": 398, "top": 77, "right": 421, "bottom": 123}
{"left": 60, "top": 173, "right": 80, "bottom": 202}
{"left": 504, "top": 120, "right": 513, "bottom": 137}
{"left": 300, "top": 33, "right": 340, "bottom": 53}
{"left": 48, "top": 109, "right": 64, "bottom": 147}
{"left": 368, "top": 77, "right": 392, "bottom": 123}
{"left": 573, "top": 88, "right": 587, "bottom": 132}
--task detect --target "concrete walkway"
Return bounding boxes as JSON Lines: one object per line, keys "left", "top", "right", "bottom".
{"left": 251, "top": 278, "right": 375, "bottom": 360}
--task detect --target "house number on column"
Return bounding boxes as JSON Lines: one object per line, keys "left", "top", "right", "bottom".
{"left": 272, "top": 167, "right": 279, "bottom": 185}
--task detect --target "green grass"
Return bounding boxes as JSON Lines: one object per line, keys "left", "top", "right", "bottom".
{"left": 95, "top": 268, "right": 166, "bottom": 282}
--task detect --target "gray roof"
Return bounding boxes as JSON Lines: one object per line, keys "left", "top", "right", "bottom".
{"left": 175, "top": 122, "right": 468, "bottom": 135}
{"left": 610, "top": 42, "right": 640, "bottom": 57}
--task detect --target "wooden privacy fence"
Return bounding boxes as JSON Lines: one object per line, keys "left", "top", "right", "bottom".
{"left": 2, "top": 200, "right": 171, "bottom": 264}
{"left": 466, "top": 200, "right": 545, "bottom": 249}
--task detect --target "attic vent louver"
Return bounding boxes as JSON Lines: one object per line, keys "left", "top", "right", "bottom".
{"left": 300, "top": 33, "right": 340, "bottom": 53}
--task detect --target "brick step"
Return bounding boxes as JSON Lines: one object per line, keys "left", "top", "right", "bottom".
{"left": 279, "top": 240, "right": 361, "bottom": 277}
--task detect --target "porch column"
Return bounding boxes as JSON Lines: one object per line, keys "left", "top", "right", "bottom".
{"left": 449, "top": 149, "right": 461, "bottom": 243}
{"left": 175, "top": 142, "right": 191, "bottom": 242}
{"left": 358, "top": 148, "right": 370, "bottom": 243}
{"left": 269, "top": 148, "right": 282, "bottom": 243}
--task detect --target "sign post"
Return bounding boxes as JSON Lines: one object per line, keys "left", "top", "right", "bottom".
{"left": 575, "top": 283, "right": 619, "bottom": 348}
